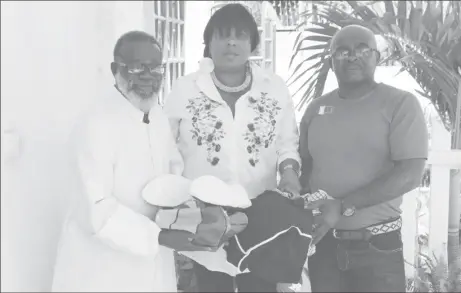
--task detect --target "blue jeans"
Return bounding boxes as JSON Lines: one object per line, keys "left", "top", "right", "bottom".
{"left": 308, "top": 229, "right": 406, "bottom": 292}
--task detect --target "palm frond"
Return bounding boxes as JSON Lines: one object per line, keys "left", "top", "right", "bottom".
{"left": 409, "top": 252, "right": 461, "bottom": 292}
{"left": 288, "top": 0, "right": 460, "bottom": 132}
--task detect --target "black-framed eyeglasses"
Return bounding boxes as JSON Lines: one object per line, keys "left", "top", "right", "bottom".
{"left": 331, "top": 46, "right": 379, "bottom": 61}
{"left": 116, "top": 62, "right": 166, "bottom": 75}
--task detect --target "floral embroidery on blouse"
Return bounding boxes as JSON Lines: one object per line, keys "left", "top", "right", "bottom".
{"left": 186, "top": 92, "right": 225, "bottom": 166}
{"left": 243, "top": 92, "right": 282, "bottom": 167}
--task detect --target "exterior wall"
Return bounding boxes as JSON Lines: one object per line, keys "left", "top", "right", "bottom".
{"left": 1, "top": 2, "right": 451, "bottom": 291}
{"left": 184, "top": 1, "right": 214, "bottom": 74}
{"left": 1, "top": 1, "right": 197, "bottom": 289}
{"left": 0, "top": 2, "right": 147, "bottom": 291}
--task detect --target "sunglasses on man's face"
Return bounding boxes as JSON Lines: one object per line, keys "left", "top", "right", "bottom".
{"left": 116, "top": 62, "right": 166, "bottom": 75}
{"left": 332, "top": 46, "right": 379, "bottom": 61}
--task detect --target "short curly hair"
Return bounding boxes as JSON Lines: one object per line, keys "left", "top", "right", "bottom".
{"left": 113, "top": 30, "right": 162, "bottom": 59}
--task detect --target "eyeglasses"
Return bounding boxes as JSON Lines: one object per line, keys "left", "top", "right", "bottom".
{"left": 332, "top": 46, "right": 379, "bottom": 61}
{"left": 116, "top": 62, "right": 166, "bottom": 75}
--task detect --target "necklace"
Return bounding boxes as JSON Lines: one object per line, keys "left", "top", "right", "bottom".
{"left": 211, "top": 69, "right": 252, "bottom": 93}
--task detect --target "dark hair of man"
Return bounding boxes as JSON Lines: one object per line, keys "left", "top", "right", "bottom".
{"left": 113, "top": 30, "right": 162, "bottom": 59}
{"left": 202, "top": 3, "right": 260, "bottom": 58}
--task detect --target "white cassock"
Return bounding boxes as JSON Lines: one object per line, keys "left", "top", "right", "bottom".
{"left": 51, "top": 88, "right": 184, "bottom": 292}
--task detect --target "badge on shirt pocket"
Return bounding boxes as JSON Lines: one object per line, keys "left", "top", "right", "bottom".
{"left": 318, "top": 106, "right": 334, "bottom": 115}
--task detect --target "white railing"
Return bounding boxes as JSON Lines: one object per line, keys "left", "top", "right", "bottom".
{"left": 402, "top": 114, "right": 461, "bottom": 278}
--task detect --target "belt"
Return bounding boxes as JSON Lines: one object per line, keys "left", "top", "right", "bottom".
{"left": 333, "top": 218, "right": 402, "bottom": 240}
{"left": 273, "top": 189, "right": 402, "bottom": 240}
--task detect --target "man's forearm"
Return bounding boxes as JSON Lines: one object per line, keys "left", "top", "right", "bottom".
{"left": 279, "top": 158, "right": 300, "bottom": 175}
{"left": 342, "top": 159, "right": 426, "bottom": 210}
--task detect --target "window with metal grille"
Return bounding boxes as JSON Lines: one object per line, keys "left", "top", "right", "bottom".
{"left": 152, "top": 1, "right": 185, "bottom": 105}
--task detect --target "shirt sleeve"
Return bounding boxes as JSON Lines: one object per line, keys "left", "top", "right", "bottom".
{"left": 389, "top": 93, "right": 429, "bottom": 161}
{"left": 298, "top": 102, "right": 317, "bottom": 193}
{"left": 73, "top": 116, "right": 161, "bottom": 257}
{"left": 163, "top": 110, "right": 185, "bottom": 176}
{"left": 169, "top": 136, "right": 185, "bottom": 175}
{"left": 275, "top": 78, "right": 301, "bottom": 167}
{"left": 163, "top": 77, "right": 185, "bottom": 143}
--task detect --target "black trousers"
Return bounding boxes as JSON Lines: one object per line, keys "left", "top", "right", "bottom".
{"left": 193, "top": 261, "right": 277, "bottom": 292}
{"left": 308, "top": 229, "right": 406, "bottom": 292}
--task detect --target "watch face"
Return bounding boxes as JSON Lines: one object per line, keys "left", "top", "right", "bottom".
{"left": 343, "top": 207, "right": 355, "bottom": 217}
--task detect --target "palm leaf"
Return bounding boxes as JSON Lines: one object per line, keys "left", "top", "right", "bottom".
{"left": 347, "top": 1, "right": 377, "bottom": 21}
{"left": 287, "top": 60, "right": 323, "bottom": 88}
{"left": 293, "top": 68, "right": 323, "bottom": 107}
{"left": 312, "top": 61, "right": 331, "bottom": 99}
{"left": 397, "top": 1, "right": 408, "bottom": 31}
{"left": 384, "top": 1, "right": 396, "bottom": 18}
{"left": 289, "top": 33, "right": 332, "bottom": 68}
{"left": 298, "top": 44, "right": 330, "bottom": 51}
{"left": 394, "top": 66, "right": 408, "bottom": 77}
{"left": 302, "top": 35, "right": 333, "bottom": 43}
{"left": 288, "top": 52, "right": 328, "bottom": 84}
{"left": 409, "top": 5, "right": 423, "bottom": 42}
{"left": 288, "top": 0, "right": 460, "bottom": 133}
{"left": 305, "top": 26, "right": 338, "bottom": 37}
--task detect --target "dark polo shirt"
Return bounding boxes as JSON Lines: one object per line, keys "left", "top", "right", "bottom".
{"left": 299, "top": 83, "right": 428, "bottom": 230}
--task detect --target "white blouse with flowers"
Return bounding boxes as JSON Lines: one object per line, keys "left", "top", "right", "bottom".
{"left": 164, "top": 60, "right": 300, "bottom": 200}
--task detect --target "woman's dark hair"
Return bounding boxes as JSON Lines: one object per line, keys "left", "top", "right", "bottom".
{"left": 203, "top": 3, "right": 260, "bottom": 58}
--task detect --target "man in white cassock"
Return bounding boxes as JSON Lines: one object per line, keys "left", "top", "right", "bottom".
{"left": 51, "top": 31, "right": 206, "bottom": 292}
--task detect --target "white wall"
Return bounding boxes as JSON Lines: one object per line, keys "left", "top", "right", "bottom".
{"left": 0, "top": 2, "right": 211, "bottom": 290}
{"left": 0, "top": 1, "right": 149, "bottom": 291}
{"left": 2, "top": 2, "right": 448, "bottom": 291}
{"left": 184, "top": 1, "right": 213, "bottom": 74}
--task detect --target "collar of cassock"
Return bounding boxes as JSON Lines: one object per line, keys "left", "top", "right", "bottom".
{"left": 113, "top": 85, "right": 159, "bottom": 124}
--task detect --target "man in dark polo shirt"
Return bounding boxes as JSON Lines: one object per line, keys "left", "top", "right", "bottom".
{"left": 299, "top": 25, "right": 428, "bottom": 292}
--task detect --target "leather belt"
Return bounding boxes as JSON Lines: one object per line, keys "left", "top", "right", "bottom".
{"left": 272, "top": 189, "right": 402, "bottom": 241}
{"left": 333, "top": 218, "right": 402, "bottom": 240}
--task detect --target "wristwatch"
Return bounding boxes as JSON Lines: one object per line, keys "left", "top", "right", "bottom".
{"left": 341, "top": 199, "right": 356, "bottom": 217}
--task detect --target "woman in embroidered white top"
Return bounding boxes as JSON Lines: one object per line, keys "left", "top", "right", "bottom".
{"left": 164, "top": 4, "right": 301, "bottom": 292}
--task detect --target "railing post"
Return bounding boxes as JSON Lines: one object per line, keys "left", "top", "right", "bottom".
{"left": 427, "top": 114, "right": 451, "bottom": 259}
{"left": 401, "top": 188, "right": 420, "bottom": 278}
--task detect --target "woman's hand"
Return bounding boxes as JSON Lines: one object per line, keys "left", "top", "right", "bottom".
{"left": 278, "top": 168, "right": 301, "bottom": 199}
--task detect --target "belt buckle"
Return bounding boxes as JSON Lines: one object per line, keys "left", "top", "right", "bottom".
{"left": 332, "top": 229, "right": 371, "bottom": 241}
{"left": 332, "top": 229, "right": 340, "bottom": 239}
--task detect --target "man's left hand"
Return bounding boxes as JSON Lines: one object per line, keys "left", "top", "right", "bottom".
{"left": 278, "top": 169, "right": 301, "bottom": 199}
{"left": 306, "top": 199, "right": 342, "bottom": 245}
